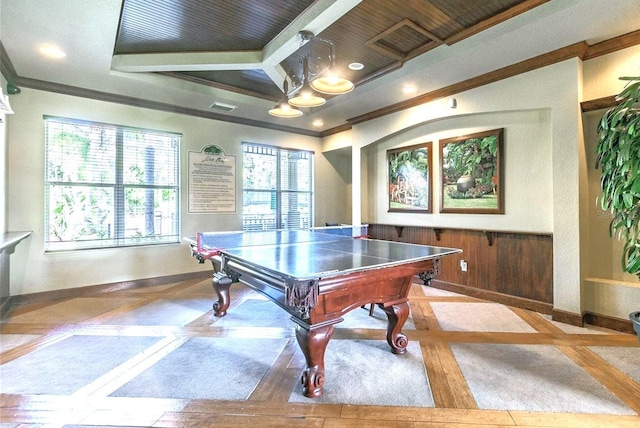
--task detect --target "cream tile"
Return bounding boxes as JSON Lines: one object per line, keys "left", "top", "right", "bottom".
{"left": 5, "top": 297, "right": 143, "bottom": 324}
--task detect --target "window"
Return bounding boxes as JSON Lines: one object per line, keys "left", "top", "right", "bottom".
{"left": 242, "top": 143, "right": 313, "bottom": 231}
{"left": 44, "top": 116, "right": 180, "bottom": 251}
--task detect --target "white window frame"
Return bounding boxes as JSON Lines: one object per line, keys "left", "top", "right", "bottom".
{"left": 242, "top": 142, "right": 314, "bottom": 231}
{"left": 44, "top": 116, "right": 181, "bottom": 251}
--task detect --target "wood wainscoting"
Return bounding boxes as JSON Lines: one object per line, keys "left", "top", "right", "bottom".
{"left": 368, "top": 224, "right": 553, "bottom": 314}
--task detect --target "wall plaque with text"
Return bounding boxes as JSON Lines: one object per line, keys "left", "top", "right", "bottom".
{"left": 188, "top": 145, "right": 236, "bottom": 213}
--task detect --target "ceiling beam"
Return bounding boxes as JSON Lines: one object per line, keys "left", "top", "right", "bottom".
{"left": 110, "top": 0, "right": 362, "bottom": 88}
{"left": 111, "top": 51, "right": 264, "bottom": 73}
{"left": 261, "top": 0, "right": 361, "bottom": 87}
{"left": 262, "top": 0, "right": 362, "bottom": 68}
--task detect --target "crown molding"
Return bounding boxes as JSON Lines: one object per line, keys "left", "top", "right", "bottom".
{"left": 3, "top": 27, "right": 640, "bottom": 139}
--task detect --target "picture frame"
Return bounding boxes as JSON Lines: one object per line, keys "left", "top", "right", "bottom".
{"left": 387, "top": 142, "right": 432, "bottom": 213}
{"left": 440, "top": 128, "right": 504, "bottom": 214}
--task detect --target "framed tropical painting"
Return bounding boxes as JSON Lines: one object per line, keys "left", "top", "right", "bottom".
{"left": 387, "top": 142, "right": 432, "bottom": 213}
{"left": 439, "top": 128, "right": 504, "bottom": 214}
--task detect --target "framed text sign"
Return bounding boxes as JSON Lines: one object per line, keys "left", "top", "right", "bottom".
{"left": 188, "top": 145, "right": 236, "bottom": 213}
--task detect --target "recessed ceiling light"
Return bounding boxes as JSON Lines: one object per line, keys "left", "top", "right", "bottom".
{"left": 312, "top": 119, "right": 324, "bottom": 127}
{"left": 348, "top": 62, "right": 364, "bottom": 71}
{"left": 402, "top": 85, "right": 417, "bottom": 94}
{"left": 39, "top": 44, "right": 66, "bottom": 59}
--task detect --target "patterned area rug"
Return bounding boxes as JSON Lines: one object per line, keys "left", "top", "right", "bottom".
{"left": 451, "top": 343, "right": 635, "bottom": 414}
{"left": 1, "top": 286, "right": 638, "bottom": 415}
{"left": 288, "top": 339, "right": 433, "bottom": 407}
{"left": 110, "top": 336, "right": 288, "bottom": 400}
{"left": 0, "top": 335, "right": 162, "bottom": 395}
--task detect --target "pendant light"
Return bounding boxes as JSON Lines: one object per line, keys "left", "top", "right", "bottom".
{"left": 310, "top": 74, "right": 354, "bottom": 95}
{"left": 269, "top": 79, "right": 303, "bottom": 118}
{"left": 310, "top": 41, "right": 353, "bottom": 95}
{"left": 288, "top": 57, "right": 326, "bottom": 108}
{"left": 268, "top": 31, "right": 357, "bottom": 117}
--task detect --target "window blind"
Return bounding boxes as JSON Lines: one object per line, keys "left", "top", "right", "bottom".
{"left": 44, "top": 116, "right": 181, "bottom": 251}
{"left": 242, "top": 142, "right": 314, "bottom": 231}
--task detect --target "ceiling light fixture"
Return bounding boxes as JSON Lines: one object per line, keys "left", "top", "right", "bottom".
{"left": 309, "top": 34, "right": 354, "bottom": 95}
{"left": 269, "top": 79, "right": 303, "bottom": 118}
{"left": 288, "top": 57, "right": 326, "bottom": 108}
{"left": 271, "top": 31, "right": 355, "bottom": 118}
{"left": 402, "top": 85, "right": 417, "bottom": 94}
{"left": 39, "top": 44, "right": 66, "bottom": 59}
{"left": 311, "top": 72, "right": 354, "bottom": 95}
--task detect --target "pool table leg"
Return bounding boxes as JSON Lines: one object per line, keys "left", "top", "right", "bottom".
{"left": 295, "top": 323, "right": 334, "bottom": 398}
{"left": 212, "top": 272, "right": 232, "bottom": 317}
{"left": 381, "top": 301, "right": 409, "bottom": 354}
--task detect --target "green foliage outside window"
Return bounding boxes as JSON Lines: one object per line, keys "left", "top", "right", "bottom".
{"left": 45, "top": 117, "right": 180, "bottom": 251}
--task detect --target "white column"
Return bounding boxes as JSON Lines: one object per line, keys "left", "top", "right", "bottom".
{"left": 0, "top": 113, "right": 6, "bottom": 233}
{"left": 351, "top": 143, "right": 361, "bottom": 225}
{"left": 1, "top": 113, "right": 8, "bottom": 302}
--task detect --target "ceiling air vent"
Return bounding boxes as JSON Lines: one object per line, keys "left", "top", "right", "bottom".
{"left": 209, "top": 102, "right": 237, "bottom": 112}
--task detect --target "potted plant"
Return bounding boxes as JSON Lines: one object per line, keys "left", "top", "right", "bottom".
{"left": 595, "top": 76, "right": 640, "bottom": 342}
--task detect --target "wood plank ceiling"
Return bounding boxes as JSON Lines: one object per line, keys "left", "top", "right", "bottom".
{"left": 113, "top": 0, "right": 545, "bottom": 102}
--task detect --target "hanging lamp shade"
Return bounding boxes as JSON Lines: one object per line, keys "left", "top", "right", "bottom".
{"left": 269, "top": 79, "right": 303, "bottom": 118}
{"left": 266, "top": 32, "right": 356, "bottom": 115}
{"left": 309, "top": 41, "right": 353, "bottom": 95}
{"left": 288, "top": 57, "right": 326, "bottom": 108}
{"left": 310, "top": 75, "right": 354, "bottom": 95}
{"left": 269, "top": 100, "right": 303, "bottom": 117}
{"left": 288, "top": 82, "right": 326, "bottom": 107}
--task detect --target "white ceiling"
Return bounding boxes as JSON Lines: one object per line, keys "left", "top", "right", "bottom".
{"left": 2, "top": 0, "right": 640, "bottom": 134}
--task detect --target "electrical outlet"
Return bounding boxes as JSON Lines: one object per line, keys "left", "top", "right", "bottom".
{"left": 460, "top": 260, "right": 468, "bottom": 272}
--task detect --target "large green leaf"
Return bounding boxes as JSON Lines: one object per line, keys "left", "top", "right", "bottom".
{"left": 596, "top": 76, "right": 640, "bottom": 278}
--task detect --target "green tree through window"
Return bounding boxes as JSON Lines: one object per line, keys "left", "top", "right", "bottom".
{"left": 44, "top": 117, "right": 180, "bottom": 251}
{"left": 242, "top": 143, "right": 313, "bottom": 231}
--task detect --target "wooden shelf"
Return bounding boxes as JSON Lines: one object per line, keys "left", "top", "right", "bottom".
{"left": 371, "top": 223, "right": 550, "bottom": 247}
{"left": 585, "top": 277, "right": 640, "bottom": 290}
{"left": 368, "top": 223, "right": 552, "bottom": 237}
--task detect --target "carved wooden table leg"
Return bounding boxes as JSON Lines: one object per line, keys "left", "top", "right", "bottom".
{"left": 212, "top": 272, "right": 232, "bottom": 317}
{"left": 295, "top": 323, "right": 335, "bottom": 398}
{"left": 381, "top": 301, "right": 410, "bottom": 354}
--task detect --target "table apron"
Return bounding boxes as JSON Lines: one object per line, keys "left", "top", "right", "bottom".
{"left": 307, "top": 258, "right": 437, "bottom": 325}
{"left": 213, "top": 257, "right": 304, "bottom": 319}
{"left": 213, "top": 256, "right": 438, "bottom": 326}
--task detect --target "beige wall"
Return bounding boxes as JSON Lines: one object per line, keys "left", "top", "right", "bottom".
{"left": 6, "top": 89, "right": 349, "bottom": 294}
{"left": 583, "top": 45, "right": 640, "bottom": 100}
{"left": 348, "top": 60, "right": 585, "bottom": 316}
{"left": 344, "top": 56, "right": 639, "bottom": 320}
{"left": 580, "top": 46, "right": 640, "bottom": 319}
{"left": 362, "top": 109, "right": 552, "bottom": 231}
{"left": 582, "top": 45, "right": 640, "bottom": 283}
{"left": 5, "top": 45, "right": 640, "bottom": 321}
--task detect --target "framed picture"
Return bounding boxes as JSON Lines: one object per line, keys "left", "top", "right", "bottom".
{"left": 440, "top": 128, "right": 504, "bottom": 214}
{"left": 387, "top": 142, "right": 432, "bottom": 213}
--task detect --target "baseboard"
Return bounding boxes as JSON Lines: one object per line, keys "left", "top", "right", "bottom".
{"left": 551, "top": 308, "right": 583, "bottom": 327}
{"left": 0, "top": 296, "right": 11, "bottom": 318}
{"left": 583, "top": 311, "right": 635, "bottom": 334}
{"left": 0, "top": 270, "right": 211, "bottom": 319}
{"left": 6, "top": 272, "right": 634, "bottom": 335}
{"left": 428, "top": 279, "right": 635, "bottom": 334}
{"left": 428, "top": 280, "right": 553, "bottom": 314}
